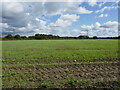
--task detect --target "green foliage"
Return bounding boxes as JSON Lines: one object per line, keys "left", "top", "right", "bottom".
{"left": 78, "top": 80, "right": 89, "bottom": 86}
{"left": 5, "top": 34, "right": 13, "bottom": 39}
{"left": 21, "top": 36, "right": 27, "bottom": 39}
{"left": 35, "top": 34, "right": 60, "bottom": 39}
{"left": 67, "top": 79, "right": 89, "bottom": 85}
{"left": 94, "top": 81, "right": 105, "bottom": 87}
{"left": 78, "top": 35, "right": 89, "bottom": 39}
{"left": 93, "top": 36, "right": 98, "bottom": 39}
{"left": 67, "top": 79, "right": 79, "bottom": 85}
{"left": 14, "top": 35, "right": 21, "bottom": 39}
{"left": 3, "top": 34, "right": 119, "bottom": 40}
{"left": 40, "top": 84, "right": 50, "bottom": 88}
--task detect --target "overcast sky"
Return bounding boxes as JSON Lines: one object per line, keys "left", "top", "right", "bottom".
{"left": 0, "top": 1, "right": 119, "bottom": 37}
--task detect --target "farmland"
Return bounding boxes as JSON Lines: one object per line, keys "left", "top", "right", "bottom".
{"left": 2, "top": 39, "right": 120, "bottom": 88}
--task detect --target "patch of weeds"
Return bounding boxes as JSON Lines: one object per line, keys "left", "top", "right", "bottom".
{"left": 111, "top": 81, "right": 120, "bottom": 86}
{"left": 94, "top": 81, "right": 106, "bottom": 87}
{"left": 9, "top": 71, "right": 16, "bottom": 76}
{"left": 78, "top": 80, "right": 89, "bottom": 86}
{"left": 28, "top": 78, "right": 35, "bottom": 82}
{"left": 61, "top": 75, "right": 67, "bottom": 79}
{"left": 67, "top": 79, "right": 89, "bottom": 86}
{"left": 35, "top": 78, "right": 43, "bottom": 82}
{"left": 67, "top": 79, "right": 79, "bottom": 85}
{"left": 110, "top": 81, "right": 120, "bottom": 89}
{"left": 65, "top": 79, "right": 90, "bottom": 88}
{"left": 40, "top": 83, "right": 51, "bottom": 88}
{"left": 3, "top": 71, "right": 17, "bottom": 77}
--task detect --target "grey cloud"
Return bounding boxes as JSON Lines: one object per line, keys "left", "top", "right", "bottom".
{"left": 2, "top": 2, "right": 29, "bottom": 27}
{"left": 1, "top": 2, "right": 80, "bottom": 29}
{"left": 81, "top": 21, "right": 118, "bottom": 37}
{"left": 100, "top": 25, "right": 110, "bottom": 28}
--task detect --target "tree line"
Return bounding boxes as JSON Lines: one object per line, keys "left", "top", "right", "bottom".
{"left": 1, "top": 34, "right": 120, "bottom": 40}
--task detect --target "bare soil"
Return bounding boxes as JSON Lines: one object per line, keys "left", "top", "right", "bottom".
{"left": 2, "top": 59, "right": 120, "bottom": 89}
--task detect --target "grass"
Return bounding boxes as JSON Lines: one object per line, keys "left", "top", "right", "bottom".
{"left": 2, "top": 39, "right": 118, "bottom": 62}
{"left": 2, "top": 39, "right": 119, "bottom": 88}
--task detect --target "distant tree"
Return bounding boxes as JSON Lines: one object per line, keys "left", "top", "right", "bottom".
{"left": 35, "top": 34, "right": 41, "bottom": 39}
{"left": 78, "top": 35, "right": 84, "bottom": 39}
{"left": 93, "top": 36, "right": 98, "bottom": 39}
{"left": 21, "top": 36, "right": 27, "bottom": 39}
{"left": 3, "top": 33, "right": 119, "bottom": 40}
{"left": 14, "top": 35, "right": 21, "bottom": 39}
{"left": 0, "top": 37, "right": 2, "bottom": 40}
{"left": 78, "top": 35, "right": 89, "bottom": 39}
{"left": 28, "top": 36, "right": 35, "bottom": 39}
{"left": 74, "top": 37, "right": 77, "bottom": 39}
{"left": 118, "top": 36, "right": 120, "bottom": 39}
{"left": 5, "top": 34, "right": 13, "bottom": 39}
{"left": 84, "top": 36, "right": 89, "bottom": 39}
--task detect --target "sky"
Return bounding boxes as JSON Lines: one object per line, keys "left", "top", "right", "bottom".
{"left": 0, "top": 1, "right": 119, "bottom": 37}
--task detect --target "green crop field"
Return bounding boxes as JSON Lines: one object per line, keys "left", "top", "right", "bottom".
{"left": 2, "top": 39, "right": 120, "bottom": 88}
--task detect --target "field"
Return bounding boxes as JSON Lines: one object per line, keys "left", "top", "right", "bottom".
{"left": 2, "top": 39, "right": 120, "bottom": 88}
